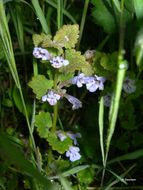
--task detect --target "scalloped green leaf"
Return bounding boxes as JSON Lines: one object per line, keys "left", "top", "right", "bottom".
{"left": 60, "top": 49, "right": 93, "bottom": 75}
{"left": 28, "top": 75, "right": 53, "bottom": 99}
{"left": 46, "top": 133, "right": 72, "bottom": 154}
{"left": 53, "top": 24, "right": 79, "bottom": 49}
{"left": 33, "top": 33, "right": 63, "bottom": 54}
{"left": 93, "top": 51, "right": 117, "bottom": 77}
{"left": 32, "top": 34, "right": 43, "bottom": 47}
{"left": 32, "top": 33, "right": 53, "bottom": 47}
{"left": 41, "top": 33, "right": 53, "bottom": 47}
{"left": 100, "top": 52, "right": 117, "bottom": 71}
{"left": 35, "top": 111, "right": 52, "bottom": 138}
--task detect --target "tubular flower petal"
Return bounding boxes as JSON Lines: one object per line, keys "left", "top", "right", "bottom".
{"left": 65, "top": 95, "right": 82, "bottom": 110}
{"left": 57, "top": 131, "right": 67, "bottom": 141}
{"left": 67, "top": 132, "right": 81, "bottom": 145}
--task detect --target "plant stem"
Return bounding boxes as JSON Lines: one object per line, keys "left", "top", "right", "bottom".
{"left": 52, "top": 71, "right": 59, "bottom": 132}
{"left": 97, "top": 34, "right": 110, "bottom": 51}
{"left": 51, "top": 0, "right": 63, "bottom": 132}
{"left": 52, "top": 103, "right": 58, "bottom": 132}
{"left": 57, "top": 0, "right": 63, "bottom": 29}
{"left": 76, "top": 0, "right": 89, "bottom": 50}
{"left": 101, "top": 0, "right": 126, "bottom": 186}
{"left": 98, "top": 97, "right": 105, "bottom": 166}
{"left": 19, "top": 87, "right": 37, "bottom": 153}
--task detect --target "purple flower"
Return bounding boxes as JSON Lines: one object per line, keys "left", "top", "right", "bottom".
{"left": 67, "top": 132, "right": 81, "bottom": 145}
{"left": 50, "top": 56, "right": 69, "bottom": 68}
{"left": 71, "top": 73, "right": 86, "bottom": 88}
{"left": 57, "top": 131, "right": 67, "bottom": 141}
{"left": 85, "top": 75, "right": 106, "bottom": 92}
{"left": 42, "top": 90, "right": 61, "bottom": 105}
{"left": 65, "top": 95, "right": 82, "bottom": 110}
{"left": 123, "top": 77, "right": 136, "bottom": 94}
{"left": 65, "top": 146, "right": 81, "bottom": 162}
{"left": 103, "top": 93, "right": 112, "bottom": 107}
{"left": 33, "top": 47, "right": 51, "bottom": 60}
{"left": 70, "top": 73, "right": 106, "bottom": 93}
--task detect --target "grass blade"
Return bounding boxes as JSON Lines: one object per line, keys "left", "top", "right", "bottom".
{"left": 9, "top": 3, "right": 24, "bottom": 53}
{"left": 0, "top": 3, "right": 19, "bottom": 87}
{"left": 106, "top": 61, "right": 127, "bottom": 159}
{"left": 59, "top": 175, "right": 73, "bottom": 190}
{"left": 107, "top": 169, "right": 127, "bottom": 185}
{"left": 105, "top": 164, "right": 136, "bottom": 190}
{"left": 44, "top": 0, "right": 77, "bottom": 24}
{"left": 0, "top": 133, "right": 55, "bottom": 190}
{"left": 0, "top": 1, "right": 36, "bottom": 153}
{"left": 31, "top": 0, "right": 50, "bottom": 34}
{"left": 62, "top": 165, "right": 89, "bottom": 177}
{"left": 108, "top": 149, "right": 143, "bottom": 165}
{"left": 98, "top": 96, "right": 105, "bottom": 165}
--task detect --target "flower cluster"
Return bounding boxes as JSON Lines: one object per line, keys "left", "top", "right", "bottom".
{"left": 57, "top": 131, "right": 82, "bottom": 162}
{"left": 71, "top": 73, "right": 106, "bottom": 92}
{"left": 57, "top": 131, "right": 81, "bottom": 145}
{"left": 42, "top": 90, "right": 61, "bottom": 105}
{"left": 67, "top": 132, "right": 81, "bottom": 145}
{"left": 50, "top": 56, "right": 69, "bottom": 68}
{"left": 123, "top": 77, "right": 136, "bottom": 94}
{"left": 33, "top": 47, "right": 51, "bottom": 61}
{"left": 42, "top": 90, "right": 82, "bottom": 110}
{"left": 33, "top": 47, "right": 69, "bottom": 69}
{"left": 66, "top": 146, "right": 81, "bottom": 162}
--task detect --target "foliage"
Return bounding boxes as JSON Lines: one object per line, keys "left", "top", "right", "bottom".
{"left": 28, "top": 75, "right": 53, "bottom": 99}
{"left": 1, "top": 0, "right": 143, "bottom": 189}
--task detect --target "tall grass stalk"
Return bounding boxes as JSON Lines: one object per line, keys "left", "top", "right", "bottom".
{"left": 31, "top": 0, "right": 50, "bottom": 34}
{"left": 57, "top": 0, "right": 63, "bottom": 29}
{"left": 44, "top": 0, "right": 77, "bottom": 24}
{"left": 9, "top": 3, "right": 29, "bottom": 82}
{"left": 30, "top": 59, "right": 38, "bottom": 133}
{"left": 98, "top": 97, "right": 105, "bottom": 166}
{"left": 76, "top": 0, "right": 89, "bottom": 50}
{"left": 100, "top": 0, "right": 127, "bottom": 186}
{"left": 105, "top": 164, "right": 136, "bottom": 190}
{"left": 0, "top": 1, "right": 36, "bottom": 153}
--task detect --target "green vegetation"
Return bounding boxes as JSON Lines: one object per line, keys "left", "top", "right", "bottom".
{"left": 0, "top": 0, "right": 143, "bottom": 189}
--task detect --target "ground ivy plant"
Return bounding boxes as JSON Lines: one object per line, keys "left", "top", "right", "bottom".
{"left": 28, "top": 24, "right": 106, "bottom": 165}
